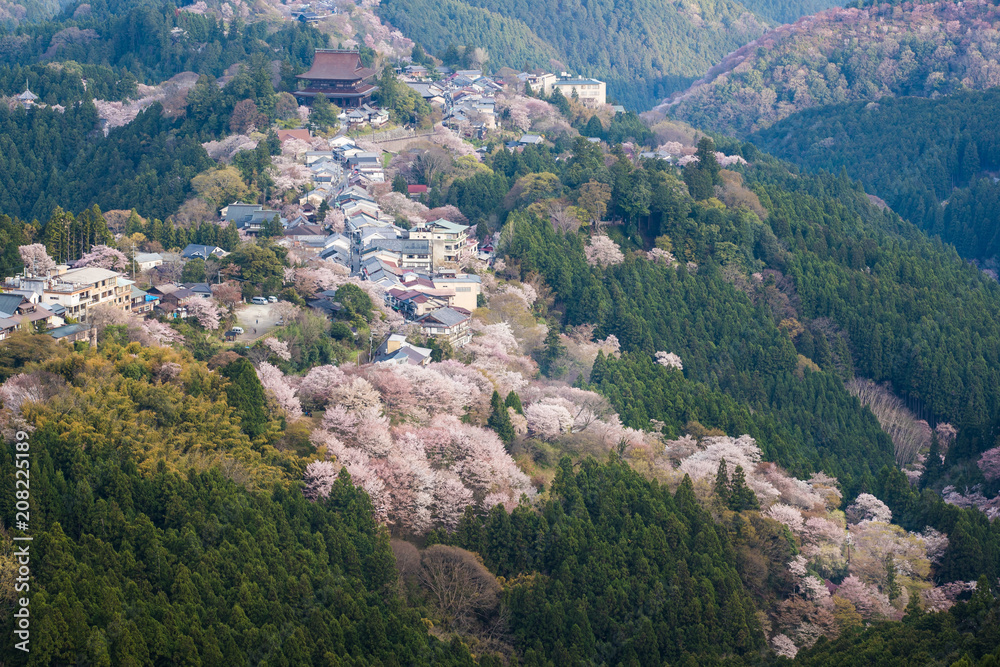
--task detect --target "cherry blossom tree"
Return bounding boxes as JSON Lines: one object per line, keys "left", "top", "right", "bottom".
{"left": 845, "top": 493, "right": 892, "bottom": 525}
{"left": 423, "top": 205, "right": 469, "bottom": 225}
{"left": 325, "top": 208, "right": 346, "bottom": 233}
{"left": 771, "top": 634, "right": 798, "bottom": 659}
{"left": 202, "top": 134, "right": 258, "bottom": 163}
{"left": 298, "top": 365, "right": 348, "bottom": 410}
{"left": 767, "top": 503, "right": 805, "bottom": 532}
{"left": 211, "top": 281, "right": 243, "bottom": 309}
{"left": 330, "top": 377, "right": 383, "bottom": 412}
{"left": 181, "top": 297, "right": 221, "bottom": 330}
{"left": 524, "top": 402, "right": 574, "bottom": 441}
{"left": 923, "top": 580, "right": 978, "bottom": 612}
{"left": 18, "top": 244, "right": 56, "bottom": 275}
{"left": 935, "top": 422, "right": 957, "bottom": 450}
{"left": 432, "top": 474, "right": 474, "bottom": 529}
{"left": 141, "top": 319, "right": 185, "bottom": 346}
{"left": 311, "top": 430, "right": 390, "bottom": 521}
{"left": 256, "top": 362, "right": 303, "bottom": 420}
{"left": 655, "top": 351, "right": 683, "bottom": 370}
{"left": 294, "top": 263, "right": 349, "bottom": 296}
{"left": 0, "top": 374, "right": 48, "bottom": 415}
{"left": 303, "top": 460, "right": 339, "bottom": 501}
{"left": 920, "top": 527, "right": 949, "bottom": 564}
{"left": 978, "top": 446, "right": 1000, "bottom": 481}
{"left": 584, "top": 234, "right": 624, "bottom": 267}
{"left": 263, "top": 337, "right": 292, "bottom": 362}
{"left": 834, "top": 576, "right": 893, "bottom": 620}
{"left": 74, "top": 244, "right": 128, "bottom": 270}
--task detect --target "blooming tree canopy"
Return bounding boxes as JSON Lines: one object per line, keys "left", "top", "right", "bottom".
{"left": 74, "top": 244, "right": 128, "bottom": 271}
{"left": 18, "top": 244, "right": 56, "bottom": 275}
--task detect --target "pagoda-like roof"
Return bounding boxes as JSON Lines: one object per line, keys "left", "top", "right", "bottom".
{"left": 18, "top": 88, "right": 38, "bottom": 101}
{"left": 297, "top": 50, "right": 377, "bottom": 82}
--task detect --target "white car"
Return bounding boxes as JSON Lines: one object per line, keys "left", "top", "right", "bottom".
{"left": 251, "top": 296, "right": 268, "bottom": 305}
{"left": 231, "top": 326, "right": 244, "bottom": 335}
{"left": 268, "top": 295, "right": 278, "bottom": 303}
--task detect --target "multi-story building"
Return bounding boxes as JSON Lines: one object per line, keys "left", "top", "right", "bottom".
{"left": 407, "top": 219, "right": 476, "bottom": 267}
{"left": 430, "top": 270, "right": 482, "bottom": 312}
{"left": 6, "top": 266, "right": 130, "bottom": 322}
{"left": 294, "top": 49, "right": 379, "bottom": 109}
{"left": 552, "top": 77, "right": 606, "bottom": 107}
{"left": 416, "top": 307, "right": 471, "bottom": 347}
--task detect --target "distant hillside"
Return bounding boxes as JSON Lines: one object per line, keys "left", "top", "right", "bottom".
{"left": 752, "top": 89, "right": 1000, "bottom": 264}
{"left": 660, "top": 0, "right": 1000, "bottom": 135}
{"left": 0, "top": 0, "right": 73, "bottom": 28}
{"left": 379, "top": 0, "right": 842, "bottom": 110}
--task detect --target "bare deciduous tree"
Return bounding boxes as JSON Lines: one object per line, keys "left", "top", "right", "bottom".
{"left": 416, "top": 545, "right": 502, "bottom": 631}
{"left": 846, "top": 379, "right": 931, "bottom": 467}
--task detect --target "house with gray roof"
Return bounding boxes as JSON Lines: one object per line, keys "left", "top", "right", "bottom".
{"left": 221, "top": 202, "right": 284, "bottom": 233}
{"left": 181, "top": 244, "right": 227, "bottom": 261}
{"left": 416, "top": 306, "right": 471, "bottom": 347}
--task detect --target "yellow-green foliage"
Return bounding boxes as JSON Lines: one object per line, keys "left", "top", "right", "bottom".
{"left": 27, "top": 342, "right": 299, "bottom": 490}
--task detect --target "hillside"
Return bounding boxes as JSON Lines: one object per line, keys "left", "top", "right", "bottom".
{"left": 4, "top": 0, "right": 1000, "bottom": 662}
{"left": 0, "top": 0, "right": 72, "bottom": 29}
{"left": 659, "top": 0, "right": 1000, "bottom": 135}
{"left": 751, "top": 89, "right": 1000, "bottom": 265}
{"left": 379, "top": 0, "right": 842, "bottom": 110}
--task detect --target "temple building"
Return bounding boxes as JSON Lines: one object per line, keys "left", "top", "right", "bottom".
{"left": 295, "top": 49, "right": 378, "bottom": 108}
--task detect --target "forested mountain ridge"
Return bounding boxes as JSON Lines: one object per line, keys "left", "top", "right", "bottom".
{"left": 379, "top": 0, "right": 843, "bottom": 110}
{"left": 0, "top": 0, "right": 73, "bottom": 29}
{"left": 751, "top": 89, "right": 1000, "bottom": 266}
{"left": 659, "top": 0, "right": 1000, "bottom": 135}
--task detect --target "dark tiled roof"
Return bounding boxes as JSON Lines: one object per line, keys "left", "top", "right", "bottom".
{"left": 419, "top": 307, "right": 468, "bottom": 327}
{"left": 297, "top": 50, "right": 376, "bottom": 82}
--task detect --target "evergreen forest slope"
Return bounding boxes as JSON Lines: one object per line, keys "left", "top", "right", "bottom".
{"left": 661, "top": 0, "right": 1000, "bottom": 135}
{"left": 379, "top": 0, "right": 842, "bottom": 110}
{"left": 0, "top": 0, "right": 73, "bottom": 29}
{"left": 751, "top": 89, "right": 1000, "bottom": 265}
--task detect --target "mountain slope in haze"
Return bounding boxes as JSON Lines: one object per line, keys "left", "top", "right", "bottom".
{"left": 380, "top": 0, "right": 842, "bottom": 110}
{"left": 0, "top": 0, "right": 74, "bottom": 28}
{"left": 661, "top": 0, "right": 1000, "bottom": 135}
{"left": 751, "top": 89, "right": 1000, "bottom": 264}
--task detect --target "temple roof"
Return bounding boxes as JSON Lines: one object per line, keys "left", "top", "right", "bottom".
{"left": 297, "top": 50, "right": 377, "bottom": 82}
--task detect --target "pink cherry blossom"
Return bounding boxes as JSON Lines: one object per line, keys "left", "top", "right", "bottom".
{"left": 655, "top": 351, "right": 683, "bottom": 370}
{"left": 74, "top": 244, "right": 128, "bottom": 271}
{"left": 181, "top": 297, "right": 221, "bottom": 330}
{"left": 18, "top": 244, "right": 56, "bottom": 275}
{"left": 256, "top": 362, "right": 303, "bottom": 420}
{"left": 978, "top": 446, "right": 1000, "bottom": 481}
{"left": 584, "top": 234, "right": 624, "bottom": 267}
{"left": 263, "top": 337, "right": 292, "bottom": 362}
{"left": 845, "top": 493, "right": 892, "bottom": 525}
{"left": 303, "top": 460, "right": 339, "bottom": 501}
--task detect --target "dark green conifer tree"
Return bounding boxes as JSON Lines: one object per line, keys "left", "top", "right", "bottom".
{"left": 505, "top": 390, "right": 524, "bottom": 415}
{"left": 728, "top": 465, "right": 760, "bottom": 511}
{"left": 487, "top": 390, "right": 515, "bottom": 445}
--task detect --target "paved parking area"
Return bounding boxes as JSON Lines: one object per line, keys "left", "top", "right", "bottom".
{"left": 234, "top": 303, "right": 281, "bottom": 343}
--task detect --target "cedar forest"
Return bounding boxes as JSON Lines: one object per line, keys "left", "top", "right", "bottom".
{"left": 1, "top": 0, "right": 1000, "bottom": 665}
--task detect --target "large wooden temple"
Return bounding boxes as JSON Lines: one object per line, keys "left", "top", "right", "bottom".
{"left": 295, "top": 49, "right": 378, "bottom": 108}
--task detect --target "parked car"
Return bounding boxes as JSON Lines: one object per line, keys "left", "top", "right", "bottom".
{"left": 251, "top": 296, "right": 268, "bottom": 305}
{"left": 231, "top": 326, "right": 244, "bottom": 334}
{"left": 268, "top": 295, "right": 278, "bottom": 303}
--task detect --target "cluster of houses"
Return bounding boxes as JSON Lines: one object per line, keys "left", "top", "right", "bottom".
{"left": 274, "top": 178, "right": 484, "bottom": 356}
{"left": 401, "top": 67, "right": 501, "bottom": 139}
{"left": 0, "top": 264, "right": 164, "bottom": 343}
{"left": 398, "top": 66, "right": 608, "bottom": 140}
